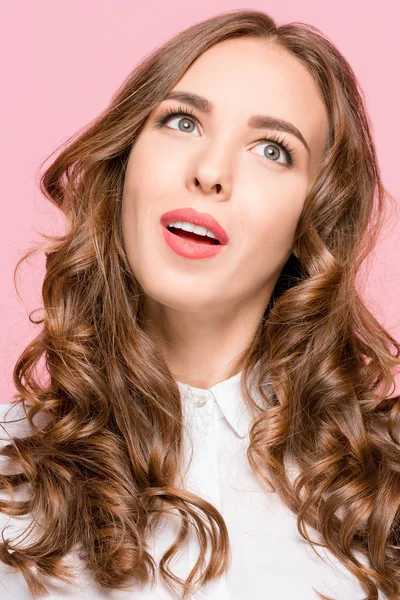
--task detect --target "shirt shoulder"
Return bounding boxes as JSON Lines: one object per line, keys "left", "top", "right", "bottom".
{"left": 0, "top": 402, "right": 34, "bottom": 598}
{"left": 0, "top": 402, "right": 32, "bottom": 441}
{"left": 0, "top": 404, "right": 131, "bottom": 599}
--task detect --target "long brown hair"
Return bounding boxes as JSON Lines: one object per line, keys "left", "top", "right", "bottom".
{"left": 1, "top": 9, "right": 399, "bottom": 600}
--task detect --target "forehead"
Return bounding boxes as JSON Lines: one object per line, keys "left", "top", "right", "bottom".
{"left": 174, "top": 38, "right": 329, "bottom": 166}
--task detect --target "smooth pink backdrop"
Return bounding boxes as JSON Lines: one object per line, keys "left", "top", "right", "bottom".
{"left": 1, "top": 1, "right": 399, "bottom": 403}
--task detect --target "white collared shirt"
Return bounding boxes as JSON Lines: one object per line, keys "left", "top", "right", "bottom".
{"left": 0, "top": 372, "right": 384, "bottom": 599}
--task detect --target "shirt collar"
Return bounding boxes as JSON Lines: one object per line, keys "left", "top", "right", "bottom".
{"left": 177, "top": 366, "right": 263, "bottom": 439}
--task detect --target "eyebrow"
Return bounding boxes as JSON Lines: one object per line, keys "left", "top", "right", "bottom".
{"left": 163, "top": 90, "right": 311, "bottom": 155}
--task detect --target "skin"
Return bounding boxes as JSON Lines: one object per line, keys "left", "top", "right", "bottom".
{"left": 122, "top": 38, "right": 329, "bottom": 389}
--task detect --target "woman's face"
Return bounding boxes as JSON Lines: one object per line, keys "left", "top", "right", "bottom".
{"left": 122, "top": 38, "right": 328, "bottom": 318}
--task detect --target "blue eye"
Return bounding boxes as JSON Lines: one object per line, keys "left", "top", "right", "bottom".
{"left": 155, "top": 105, "right": 296, "bottom": 168}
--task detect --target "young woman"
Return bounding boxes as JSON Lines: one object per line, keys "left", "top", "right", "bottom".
{"left": 1, "top": 9, "right": 398, "bottom": 600}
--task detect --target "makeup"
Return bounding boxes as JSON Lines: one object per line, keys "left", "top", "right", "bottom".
{"left": 160, "top": 223, "right": 225, "bottom": 259}
{"left": 160, "top": 207, "right": 229, "bottom": 259}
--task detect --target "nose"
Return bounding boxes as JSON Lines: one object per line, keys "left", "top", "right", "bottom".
{"left": 188, "top": 134, "right": 235, "bottom": 200}
{"left": 195, "top": 178, "right": 222, "bottom": 194}
{"left": 191, "top": 159, "right": 232, "bottom": 200}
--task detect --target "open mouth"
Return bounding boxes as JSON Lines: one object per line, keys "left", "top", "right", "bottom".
{"left": 166, "top": 225, "right": 220, "bottom": 245}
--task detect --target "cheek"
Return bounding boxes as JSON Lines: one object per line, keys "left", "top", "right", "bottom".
{"left": 125, "top": 133, "right": 183, "bottom": 196}
{"left": 239, "top": 175, "right": 307, "bottom": 251}
{"left": 122, "top": 137, "right": 185, "bottom": 244}
{"left": 233, "top": 200, "right": 302, "bottom": 294}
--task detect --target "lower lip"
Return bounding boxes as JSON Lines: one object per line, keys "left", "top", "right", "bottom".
{"left": 160, "top": 224, "right": 225, "bottom": 259}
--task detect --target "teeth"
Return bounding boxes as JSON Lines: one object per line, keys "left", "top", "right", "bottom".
{"left": 168, "top": 221, "right": 218, "bottom": 240}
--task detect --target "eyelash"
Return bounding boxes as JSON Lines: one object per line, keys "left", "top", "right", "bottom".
{"left": 154, "top": 104, "right": 297, "bottom": 168}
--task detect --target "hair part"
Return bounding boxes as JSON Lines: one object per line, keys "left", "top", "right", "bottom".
{"left": 1, "top": 8, "right": 399, "bottom": 600}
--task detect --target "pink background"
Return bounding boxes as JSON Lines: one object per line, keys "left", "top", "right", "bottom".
{"left": 1, "top": 1, "right": 399, "bottom": 404}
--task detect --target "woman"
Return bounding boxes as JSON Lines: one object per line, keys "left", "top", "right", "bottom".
{"left": 0, "top": 8, "right": 399, "bottom": 600}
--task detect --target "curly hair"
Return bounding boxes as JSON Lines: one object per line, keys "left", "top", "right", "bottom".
{"left": 1, "top": 8, "right": 399, "bottom": 600}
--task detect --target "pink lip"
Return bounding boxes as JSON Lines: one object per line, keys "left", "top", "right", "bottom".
{"left": 160, "top": 207, "right": 229, "bottom": 245}
{"left": 160, "top": 224, "right": 224, "bottom": 259}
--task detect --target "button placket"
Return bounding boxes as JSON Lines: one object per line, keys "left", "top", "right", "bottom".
{"left": 190, "top": 390, "right": 214, "bottom": 415}
{"left": 183, "top": 388, "right": 228, "bottom": 598}
{"left": 194, "top": 394, "right": 207, "bottom": 408}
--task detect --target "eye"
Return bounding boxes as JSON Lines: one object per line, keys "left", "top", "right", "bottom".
{"left": 155, "top": 107, "right": 200, "bottom": 135}
{"left": 166, "top": 115, "right": 199, "bottom": 134}
{"left": 155, "top": 106, "right": 296, "bottom": 168}
{"left": 251, "top": 140, "right": 293, "bottom": 166}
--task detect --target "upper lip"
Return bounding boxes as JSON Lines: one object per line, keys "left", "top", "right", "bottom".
{"left": 160, "top": 207, "right": 229, "bottom": 245}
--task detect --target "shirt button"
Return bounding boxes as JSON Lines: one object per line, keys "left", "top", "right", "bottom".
{"left": 194, "top": 394, "right": 207, "bottom": 408}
